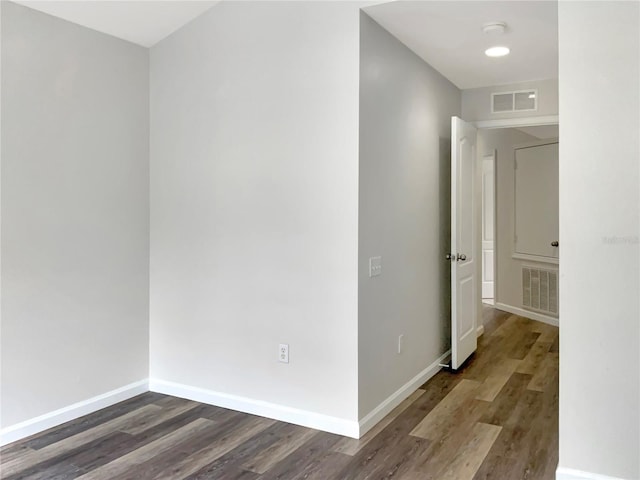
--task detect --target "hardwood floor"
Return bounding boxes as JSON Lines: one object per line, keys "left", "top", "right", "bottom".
{"left": 0, "top": 308, "right": 558, "bottom": 479}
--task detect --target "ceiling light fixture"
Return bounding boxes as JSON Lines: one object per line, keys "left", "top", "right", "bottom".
{"left": 482, "top": 21, "right": 507, "bottom": 35}
{"left": 485, "top": 46, "right": 510, "bottom": 57}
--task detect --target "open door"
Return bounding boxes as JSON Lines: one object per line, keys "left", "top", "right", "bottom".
{"left": 450, "top": 116, "right": 478, "bottom": 370}
{"left": 481, "top": 152, "right": 495, "bottom": 301}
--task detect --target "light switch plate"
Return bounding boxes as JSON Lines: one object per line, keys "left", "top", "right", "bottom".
{"left": 369, "top": 256, "right": 382, "bottom": 277}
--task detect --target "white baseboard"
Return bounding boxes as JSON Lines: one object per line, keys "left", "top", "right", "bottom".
{"left": 495, "top": 302, "right": 559, "bottom": 327}
{"left": 357, "top": 350, "right": 451, "bottom": 437}
{"left": 0, "top": 379, "right": 149, "bottom": 447}
{"left": 477, "top": 324, "right": 485, "bottom": 337}
{"left": 556, "top": 467, "right": 630, "bottom": 480}
{"left": 149, "top": 378, "right": 360, "bottom": 439}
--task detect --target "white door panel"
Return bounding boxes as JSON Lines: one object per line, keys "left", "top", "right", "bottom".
{"left": 481, "top": 153, "right": 495, "bottom": 300}
{"left": 482, "top": 250, "right": 494, "bottom": 298}
{"left": 483, "top": 250, "right": 494, "bottom": 281}
{"left": 514, "top": 142, "right": 559, "bottom": 259}
{"left": 451, "top": 117, "right": 478, "bottom": 370}
{"left": 458, "top": 276, "right": 475, "bottom": 340}
{"left": 482, "top": 160, "right": 495, "bottom": 243}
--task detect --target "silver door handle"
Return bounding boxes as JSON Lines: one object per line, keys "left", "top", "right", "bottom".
{"left": 445, "top": 253, "right": 456, "bottom": 261}
{"left": 551, "top": 241, "right": 559, "bottom": 247}
{"left": 457, "top": 254, "right": 467, "bottom": 261}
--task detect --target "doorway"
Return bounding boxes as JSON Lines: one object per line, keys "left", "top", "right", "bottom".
{"left": 477, "top": 122, "right": 560, "bottom": 327}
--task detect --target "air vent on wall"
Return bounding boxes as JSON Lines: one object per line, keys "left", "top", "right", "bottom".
{"left": 491, "top": 90, "right": 538, "bottom": 113}
{"left": 522, "top": 266, "right": 558, "bottom": 316}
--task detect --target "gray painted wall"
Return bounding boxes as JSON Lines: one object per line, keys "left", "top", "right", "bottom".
{"left": 358, "top": 13, "right": 460, "bottom": 417}
{"left": 1, "top": 2, "right": 149, "bottom": 428}
{"left": 558, "top": 2, "right": 640, "bottom": 479}
{"left": 149, "top": 1, "right": 362, "bottom": 422}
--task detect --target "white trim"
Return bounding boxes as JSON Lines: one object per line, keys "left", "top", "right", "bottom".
{"left": 556, "top": 467, "right": 630, "bottom": 480}
{"left": 475, "top": 115, "right": 559, "bottom": 129}
{"left": 0, "top": 379, "right": 149, "bottom": 446}
{"left": 495, "top": 302, "right": 559, "bottom": 327}
{"left": 477, "top": 324, "right": 485, "bottom": 337}
{"left": 149, "top": 378, "right": 360, "bottom": 439}
{"left": 357, "top": 350, "right": 450, "bottom": 437}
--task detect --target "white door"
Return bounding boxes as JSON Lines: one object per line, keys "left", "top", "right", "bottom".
{"left": 514, "top": 142, "right": 559, "bottom": 260}
{"left": 481, "top": 153, "right": 495, "bottom": 300}
{"left": 450, "top": 116, "right": 478, "bottom": 370}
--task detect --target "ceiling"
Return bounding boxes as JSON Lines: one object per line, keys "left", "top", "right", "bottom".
{"left": 363, "top": 1, "right": 558, "bottom": 90}
{"left": 516, "top": 125, "right": 559, "bottom": 139}
{"left": 13, "top": 0, "right": 558, "bottom": 87}
{"left": 12, "top": 1, "right": 218, "bottom": 47}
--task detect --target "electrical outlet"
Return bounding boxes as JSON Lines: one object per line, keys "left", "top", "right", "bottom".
{"left": 398, "top": 334, "right": 404, "bottom": 354}
{"left": 279, "top": 344, "right": 289, "bottom": 363}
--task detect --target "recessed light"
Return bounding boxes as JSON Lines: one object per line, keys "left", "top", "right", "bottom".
{"left": 485, "top": 46, "right": 510, "bottom": 57}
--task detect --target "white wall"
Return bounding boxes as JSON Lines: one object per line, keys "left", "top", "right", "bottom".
{"left": 477, "top": 128, "right": 559, "bottom": 315}
{"left": 463, "top": 78, "right": 558, "bottom": 123}
{"left": 0, "top": 1, "right": 3, "bottom": 431}
{"left": 149, "top": 1, "right": 363, "bottom": 427}
{"left": 558, "top": 2, "right": 639, "bottom": 479}
{"left": 1, "top": 2, "right": 149, "bottom": 428}
{"left": 358, "top": 13, "right": 460, "bottom": 418}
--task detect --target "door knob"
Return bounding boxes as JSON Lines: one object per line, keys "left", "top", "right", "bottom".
{"left": 445, "top": 253, "right": 456, "bottom": 261}
{"left": 457, "top": 254, "right": 467, "bottom": 261}
{"left": 551, "top": 241, "right": 559, "bottom": 247}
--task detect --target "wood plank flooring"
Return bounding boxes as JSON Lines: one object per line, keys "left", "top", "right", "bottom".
{"left": 0, "top": 307, "right": 558, "bottom": 479}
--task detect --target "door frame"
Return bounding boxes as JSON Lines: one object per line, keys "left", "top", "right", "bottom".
{"left": 475, "top": 115, "right": 559, "bottom": 129}
{"left": 473, "top": 115, "right": 559, "bottom": 327}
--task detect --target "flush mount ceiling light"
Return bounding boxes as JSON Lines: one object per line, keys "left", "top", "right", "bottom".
{"left": 485, "top": 46, "right": 510, "bottom": 57}
{"left": 482, "top": 21, "right": 507, "bottom": 35}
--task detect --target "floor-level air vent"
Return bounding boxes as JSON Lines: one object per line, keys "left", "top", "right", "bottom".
{"left": 522, "top": 266, "right": 558, "bottom": 316}
{"left": 491, "top": 90, "right": 538, "bottom": 113}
